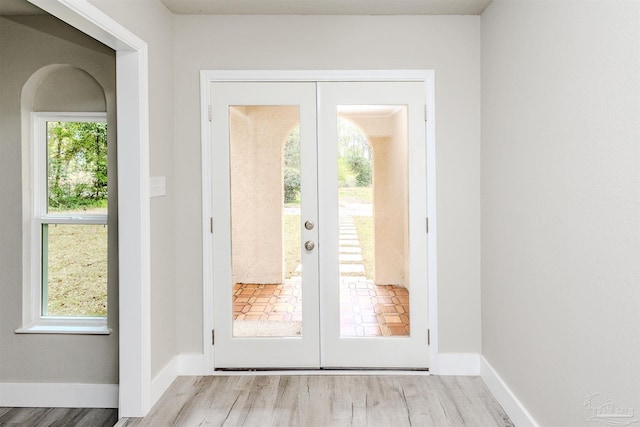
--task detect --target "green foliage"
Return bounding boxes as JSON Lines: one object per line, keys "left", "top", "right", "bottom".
{"left": 337, "top": 157, "right": 356, "bottom": 187}
{"left": 283, "top": 126, "right": 301, "bottom": 203}
{"left": 284, "top": 126, "right": 300, "bottom": 170}
{"left": 346, "top": 152, "right": 372, "bottom": 187}
{"left": 283, "top": 167, "right": 301, "bottom": 203}
{"left": 338, "top": 118, "right": 372, "bottom": 187}
{"left": 47, "top": 121, "right": 107, "bottom": 210}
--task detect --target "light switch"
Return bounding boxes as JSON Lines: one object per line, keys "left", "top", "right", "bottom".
{"left": 150, "top": 176, "right": 166, "bottom": 198}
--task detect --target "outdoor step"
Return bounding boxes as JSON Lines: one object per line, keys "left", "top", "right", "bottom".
{"left": 339, "top": 239, "right": 360, "bottom": 246}
{"left": 339, "top": 264, "right": 365, "bottom": 273}
{"left": 340, "top": 254, "right": 363, "bottom": 262}
{"left": 340, "top": 247, "right": 362, "bottom": 254}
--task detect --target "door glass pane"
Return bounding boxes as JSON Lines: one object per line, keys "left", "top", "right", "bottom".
{"left": 337, "top": 106, "right": 410, "bottom": 338}
{"left": 46, "top": 121, "right": 108, "bottom": 216}
{"left": 42, "top": 223, "right": 108, "bottom": 317}
{"left": 230, "top": 106, "right": 303, "bottom": 337}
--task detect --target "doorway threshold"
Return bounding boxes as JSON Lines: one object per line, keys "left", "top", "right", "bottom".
{"left": 213, "top": 368, "right": 430, "bottom": 376}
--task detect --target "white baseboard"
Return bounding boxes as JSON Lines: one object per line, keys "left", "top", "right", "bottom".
{"left": 437, "top": 352, "right": 480, "bottom": 375}
{"left": 0, "top": 383, "right": 118, "bottom": 408}
{"left": 480, "top": 356, "right": 539, "bottom": 427}
{"left": 178, "top": 352, "right": 210, "bottom": 376}
{"left": 150, "top": 352, "right": 209, "bottom": 409}
{"left": 150, "top": 355, "right": 178, "bottom": 405}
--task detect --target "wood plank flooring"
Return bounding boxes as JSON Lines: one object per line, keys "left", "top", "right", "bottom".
{"left": 0, "top": 406, "right": 117, "bottom": 426}
{"left": 119, "top": 375, "right": 514, "bottom": 427}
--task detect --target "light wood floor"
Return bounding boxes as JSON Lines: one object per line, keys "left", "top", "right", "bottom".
{"left": 119, "top": 375, "right": 514, "bottom": 427}
{"left": 0, "top": 406, "right": 117, "bottom": 426}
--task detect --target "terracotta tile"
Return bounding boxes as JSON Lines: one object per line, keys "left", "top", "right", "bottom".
{"left": 389, "top": 325, "right": 408, "bottom": 336}
{"left": 273, "top": 304, "right": 290, "bottom": 312}
{"left": 249, "top": 304, "right": 267, "bottom": 313}
{"left": 384, "top": 315, "right": 402, "bottom": 324}
{"left": 382, "top": 305, "right": 398, "bottom": 314}
{"left": 233, "top": 281, "right": 411, "bottom": 339}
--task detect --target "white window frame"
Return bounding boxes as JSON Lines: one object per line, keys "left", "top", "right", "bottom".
{"left": 17, "top": 112, "right": 111, "bottom": 334}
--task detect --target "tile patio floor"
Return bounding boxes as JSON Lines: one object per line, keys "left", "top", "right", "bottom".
{"left": 232, "top": 212, "right": 410, "bottom": 337}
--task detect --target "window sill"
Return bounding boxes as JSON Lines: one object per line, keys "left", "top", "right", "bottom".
{"left": 16, "top": 320, "right": 111, "bottom": 335}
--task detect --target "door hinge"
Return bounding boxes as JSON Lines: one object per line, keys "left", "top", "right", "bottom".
{"left": 424, "top": 105, "right": 428, "bottom": 122}
{"left": 212, "top": 329, "right": 215, "bottom": 345}
{"left": 208, "top": 105, "right": 212, "bottom": 122}
{"left": 210, "top": 217, "right": 213, "bottom": 234}
{"left": 428, "top": 329, "right": 431, "bottom": 346}
{"left": 426, "top": 217, "right": 429, "bottom": 234}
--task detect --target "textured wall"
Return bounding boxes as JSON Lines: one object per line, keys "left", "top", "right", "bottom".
{"left": 173, "top": 15, "right": 482, "bottom": 355}
{"left": 88, "top": 0, "right": 177, "bottom": 379}
{"left": 0, "top": 15, "right": 118, "bottom": 384}
{"left": 482, "top": 1, "right": 640, "bottom": 425}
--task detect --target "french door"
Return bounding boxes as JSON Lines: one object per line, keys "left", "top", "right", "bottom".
{"left": 211, "top": 80, "right": 428, "bottom": 369}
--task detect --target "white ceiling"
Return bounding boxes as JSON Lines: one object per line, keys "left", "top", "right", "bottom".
{"left": 0, "top": 0, "right": 491, "bottom": 16}
{"left": 159, "top": 0, "right": 492, "bottom": 15}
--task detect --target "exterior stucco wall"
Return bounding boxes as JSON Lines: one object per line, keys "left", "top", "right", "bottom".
{"left": 230, "top": 106, "right": 298, "bottom": 284}
{"left": 348, "top": 111, "right": 409, "bottom": 287}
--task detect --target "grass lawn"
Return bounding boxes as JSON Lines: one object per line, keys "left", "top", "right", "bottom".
{"left": 338, "top": 186, "right": 372, "bottom": 204}
{"left": 45, "top": 224, "right": 108, "bottom": 317}
{"left": 352, "top": 216, "right": 374, "bottom": 280}
{"left": 284, "top": 214, "right": 301, "bottom": 278}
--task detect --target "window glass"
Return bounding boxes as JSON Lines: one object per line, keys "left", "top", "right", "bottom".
{"left": 41, "top": 118, "right": 108, "bottom": 319}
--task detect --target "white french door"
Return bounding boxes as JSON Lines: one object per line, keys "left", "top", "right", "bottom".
{"left": 211, "top": 80, "right": 428, "bottom": 369}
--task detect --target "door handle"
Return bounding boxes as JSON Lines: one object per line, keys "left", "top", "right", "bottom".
{"left": 304, "top": 241, "right": 315, "bottom": 251}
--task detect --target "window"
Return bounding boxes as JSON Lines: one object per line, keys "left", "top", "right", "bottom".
{"left": 18, "top": 113, "right": 111, "bottom": 334}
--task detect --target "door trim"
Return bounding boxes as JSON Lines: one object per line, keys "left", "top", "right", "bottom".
{"left": 200, "top": 70, "right": 438, "bottom": 373}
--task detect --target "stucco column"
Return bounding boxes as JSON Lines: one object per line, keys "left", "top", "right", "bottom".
{"left": 230, "top": 106, "right": 299, "bottom": 284}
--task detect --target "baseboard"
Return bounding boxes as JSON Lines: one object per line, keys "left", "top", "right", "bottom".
{"left": 437, "top": 352, "right": 480, "bottom": 375}
{"left": 150, "top": 355, "right": 178, "bottom": 405}
{"left": 480, "top": 356, "right": 539, "bottom": 427}
{"left": 178, "top": 352, "right": 210, "bottom": 376}
{"left": 0, "top": 383, "right": 118, "bottom": 408}
{"left": 150, "top": 352, "right": 209, "bottom": 409}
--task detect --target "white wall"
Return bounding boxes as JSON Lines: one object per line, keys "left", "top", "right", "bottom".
{"left": 174, "top": 15, "right": 482, "bottom": 356}
{"left": 88, "top": 0, "right": 177, "bottom": 378}
{"left": 0, "top": 15, "right": 118, "bottom": 384}
{"left": 481, "top": 1, "right": 640, "bottom": 425}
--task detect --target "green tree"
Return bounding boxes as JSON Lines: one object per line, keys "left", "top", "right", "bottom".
{"left": 283, "top": 126, "right": 301, "bottom": 203}
{"left": 47, "top": 121, "right": 107, "bottom": 210}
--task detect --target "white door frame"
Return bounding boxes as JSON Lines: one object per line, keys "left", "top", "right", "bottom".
{"left": 28, "top": 0, "right": 151, "bottom": 417}
{"left": 200, "top": 70, "right": 439, "bottom": 373}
